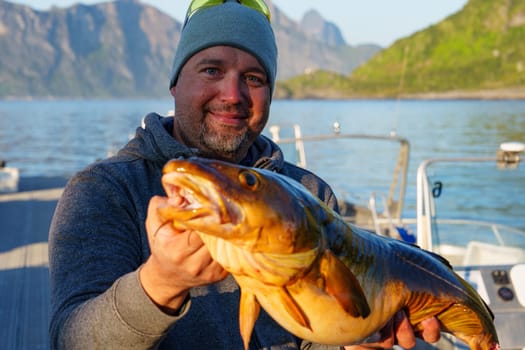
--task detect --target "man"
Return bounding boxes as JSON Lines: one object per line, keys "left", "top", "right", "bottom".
{"left": 49, "top": 1, "right": 440, "bottom": 349}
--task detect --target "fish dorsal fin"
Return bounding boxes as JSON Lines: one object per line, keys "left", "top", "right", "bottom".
{"left": 239, "top": 290, "right": 260, "bottom": 350}
{"left": 320, "top": 249, "right": 371, "bottom": 318}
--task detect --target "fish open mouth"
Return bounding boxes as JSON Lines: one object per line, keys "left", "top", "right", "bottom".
{"left": 160, "top": 172, "right": 240, "bottom": 232}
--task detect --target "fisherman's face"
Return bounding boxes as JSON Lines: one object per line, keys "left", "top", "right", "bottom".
{"left": 170, "top": 46, "right": 271, "bottom": 163}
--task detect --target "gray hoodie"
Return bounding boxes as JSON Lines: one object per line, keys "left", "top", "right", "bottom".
{"left": 49, "top": 113, "right": 340, "bottom": 350}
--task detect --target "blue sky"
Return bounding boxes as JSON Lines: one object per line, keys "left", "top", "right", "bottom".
{"left": 11, "top": 0, "right": 468, "bottom": 47}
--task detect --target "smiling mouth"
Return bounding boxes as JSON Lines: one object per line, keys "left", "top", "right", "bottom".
{"left": 207, "top": 105, "right": 249, "bottom": 123}
{"left": 209, "top": 114, "right": 248, "bottom": 129}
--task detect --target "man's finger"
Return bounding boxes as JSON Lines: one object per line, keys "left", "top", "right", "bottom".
{"left": 418, "top": 317, "right": 441, "bottom": 344}
{"left": 393, "top": 310, "right": 416, "bottom": 349}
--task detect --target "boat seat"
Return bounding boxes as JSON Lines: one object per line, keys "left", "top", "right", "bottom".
{"left": 462, "top": 241, "right": 525, "bottom": 266}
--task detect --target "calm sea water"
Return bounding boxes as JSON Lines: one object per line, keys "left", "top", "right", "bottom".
{"left": 1, "top": 99, "right": 524, "bottom": 228}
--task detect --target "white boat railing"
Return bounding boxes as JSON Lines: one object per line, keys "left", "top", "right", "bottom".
{"left": 415, "top": 142, "right": 525, "bottom": 254}
{"left": 268, "top": 122, "right": 410, "bottom": 223}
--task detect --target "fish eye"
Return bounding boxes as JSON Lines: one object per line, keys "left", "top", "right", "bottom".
{"left": 238, "top": 170, "right": 260, "bottom": 190}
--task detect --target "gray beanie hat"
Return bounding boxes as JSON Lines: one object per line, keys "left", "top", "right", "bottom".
{"left": 169, "top": 0, "right": 278, "bottom": 93}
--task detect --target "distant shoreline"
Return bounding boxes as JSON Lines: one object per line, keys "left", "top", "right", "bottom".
{"left": 2, "top": 88, "right": 525, "bottom": 101}
{"left": 399, "top": 88, "right": 525, "bottom": 100}
{"left": 272, "top": 87, "right": 525, "bottom": 100}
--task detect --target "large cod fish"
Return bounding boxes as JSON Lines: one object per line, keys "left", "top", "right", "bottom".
{"left": 158, "top": 157, "right": 499, "bottom": 350}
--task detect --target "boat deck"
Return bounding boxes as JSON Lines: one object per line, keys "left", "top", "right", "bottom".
{"left": 0, "top": 177, "right": 67, "bottom": 350}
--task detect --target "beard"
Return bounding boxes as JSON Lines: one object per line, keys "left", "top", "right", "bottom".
{"left": 199, "top": 119, "right": 250, "bottom": 159}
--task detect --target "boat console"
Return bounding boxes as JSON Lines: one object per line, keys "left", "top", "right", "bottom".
{"left": 455, "top": 264, "right": 525, "bottom": 349}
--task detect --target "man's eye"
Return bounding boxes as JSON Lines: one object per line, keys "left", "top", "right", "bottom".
{"left": 204, "top": 67, "right": 219, "bottom": 75}
{"left": 245, "top": 74, "right": 265, "bottom": 86}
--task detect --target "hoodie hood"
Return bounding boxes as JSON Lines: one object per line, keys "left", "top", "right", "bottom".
{"left": 119, "top": 113, "right": 195, "bottom": 166}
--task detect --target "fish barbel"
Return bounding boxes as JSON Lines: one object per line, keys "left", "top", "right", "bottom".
{"left": 158, "top": 157, "right": 498, "bottom": 350}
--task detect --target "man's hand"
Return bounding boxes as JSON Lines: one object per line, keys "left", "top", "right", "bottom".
{"left": 344, "top": 311, "right": 441, "bottom": 349}
{"left": 139, "top": 195, "right": 228, "bottom": 314}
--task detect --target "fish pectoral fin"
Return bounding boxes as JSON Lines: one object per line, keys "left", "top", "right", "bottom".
{"left": 320, "top": 249, "right": 371, "bottom": 318}
{"left": 277, "top": 287, "right": 312, "bottom": 331}
{"left": 239, "top": 290, "right": 260, "bottom": 350}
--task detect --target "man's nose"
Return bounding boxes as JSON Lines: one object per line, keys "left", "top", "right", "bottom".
{"left": 219, "top": 74, "right": 245, "bottom": 103}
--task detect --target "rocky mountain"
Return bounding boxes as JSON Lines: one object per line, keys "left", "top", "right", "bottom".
{"left": 0, "top": 0, "right": 381, "bottom": 98}
{"left": 0, "top": 0, "right": 181, "bottom": 97}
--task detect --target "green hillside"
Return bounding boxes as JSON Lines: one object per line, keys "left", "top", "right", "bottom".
{"left": 276, "top": 0, "right": 525, "bottom": 99}
{"left": 275, "top": 70, "right": 354, "bottom": 99}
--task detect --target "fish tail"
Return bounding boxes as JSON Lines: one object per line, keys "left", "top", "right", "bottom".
{"left": 435, "top": 303, "right": 498, "bottom": 350}
{"left": 466, "top": 335, "right": 500, "bottom": 350}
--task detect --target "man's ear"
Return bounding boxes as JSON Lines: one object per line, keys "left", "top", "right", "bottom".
{"left": 170, "top": 86, "right": 176, "bottom": 97}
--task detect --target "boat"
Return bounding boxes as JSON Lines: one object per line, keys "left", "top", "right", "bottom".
{"left": 0, "top": 159, "right": 19, "bottom": 193}
{"left": 268, "top": 123, "right": 525, "bottom": 350}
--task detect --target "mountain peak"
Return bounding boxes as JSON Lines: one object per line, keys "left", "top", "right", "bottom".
{"left": 299, "top": 9, "right": 346, "bottom": 46}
